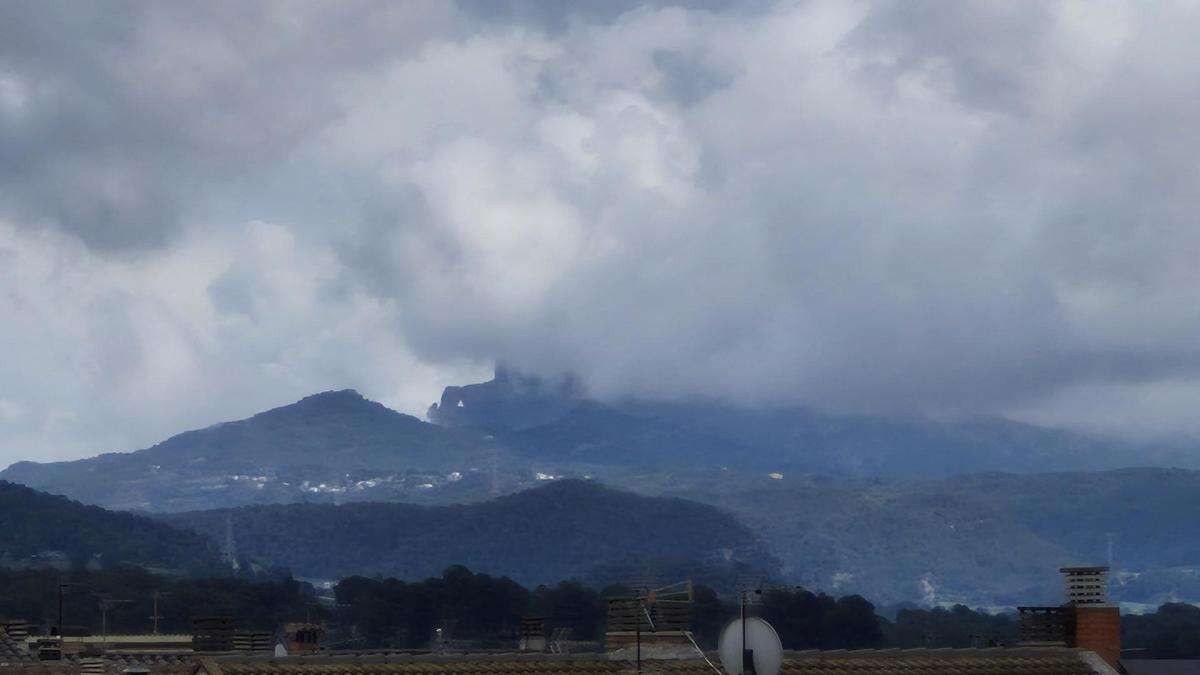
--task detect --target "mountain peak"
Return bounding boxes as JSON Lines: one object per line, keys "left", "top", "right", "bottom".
{"left": 298, "top": 388, "right": 365, "bottom": 404}
{"left": 264, "top": 389, "right": 383, "bottom": 417}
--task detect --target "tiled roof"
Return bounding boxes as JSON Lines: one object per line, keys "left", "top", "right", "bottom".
{"left": 0, "top": 646, "right": 1115, "bottom": 675}
{"left": 1122, "top": 660, "right": 1200, "bottom": 675}
{"left": 0, "top": 652, "right": 194, "bottom": 674}
{"left": 61, "top": 635, "right": 193, "bottom": 645}
{"left": 188, "top": 647, "right": 1111, "bottom": 675}
{"left": 0, "top": 627, "right": 33, "bottom": 663}
{"left": 782, "top": 647, "right": 1105, "bottom": 673}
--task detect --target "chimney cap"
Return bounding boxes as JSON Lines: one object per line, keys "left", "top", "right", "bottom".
{"left": 1059, "top": 566, "right": 1109, "bottom": 574}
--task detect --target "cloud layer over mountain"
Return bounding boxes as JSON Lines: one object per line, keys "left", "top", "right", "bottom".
{"left": 2, "top": 1, "right": 1199, "bottom": 463}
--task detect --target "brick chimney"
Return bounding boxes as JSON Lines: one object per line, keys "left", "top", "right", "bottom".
{"left": 1061, "top": 566, "right": 1121, "bottom": 669}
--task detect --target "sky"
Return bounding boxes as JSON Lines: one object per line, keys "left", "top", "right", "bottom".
{"left": 1, "top": 0, "right": 1199, "bottom": 465}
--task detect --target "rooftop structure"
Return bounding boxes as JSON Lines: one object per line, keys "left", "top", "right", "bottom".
{"left": 1019, "top": 565, "right": 1120, "bottom": 670}
{"left": 1060, "top": 566, "right": 1110, "bottom": 605}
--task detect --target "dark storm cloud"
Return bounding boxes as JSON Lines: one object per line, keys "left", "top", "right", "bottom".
{"left": 2, "top": 1, "right": 1200, "bottom": 465}
{"left": 0, "top": 0, "right": 456, "bottom": 250}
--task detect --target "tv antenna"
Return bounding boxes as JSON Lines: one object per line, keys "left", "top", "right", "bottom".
{"left": 149, "top": 591, "right": 171, "bottom": 634}
{"left": 97, "top": 595, "right": 131, "bottom": 640}
{"left": 55, "top": 581, "right": 88, "bottom": 636}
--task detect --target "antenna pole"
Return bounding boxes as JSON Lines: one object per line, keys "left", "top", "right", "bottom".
{"left": 150, "top": 592, "right": 163, "bottom": 634}
{"left": 740, "top": 589, "right": 757, "bottom": 674}
{"left": 636, "top": 596, "right": 642, "bottom": 674}
{"left": 741, "top": 591, "right": 747, "bottom": 673}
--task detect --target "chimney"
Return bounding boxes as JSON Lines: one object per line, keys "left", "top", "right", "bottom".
{"left": 1060, "top": 566, "right": 1121, "bottom": 670}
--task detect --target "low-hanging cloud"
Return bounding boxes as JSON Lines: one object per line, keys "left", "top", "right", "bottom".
{"left": 2, "top": 0, "right": 1199, "bottom": 463}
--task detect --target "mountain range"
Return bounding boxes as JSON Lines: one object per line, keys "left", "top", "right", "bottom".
{"left": 4, "top": 370, "right": 1200, "bottom": 606}
{"left": 7, "top": 371, "right": 1194, "bottom": 513}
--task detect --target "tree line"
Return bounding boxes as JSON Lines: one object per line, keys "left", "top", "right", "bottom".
{"left": 1, "top": 564, "right": 1197, "bottom": 659}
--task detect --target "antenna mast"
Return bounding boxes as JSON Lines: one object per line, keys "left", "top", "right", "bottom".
{"left": 149, "top": 591, "right": 169, "bottom": 634}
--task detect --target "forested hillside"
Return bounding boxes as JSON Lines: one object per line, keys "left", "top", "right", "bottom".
{"left": 0, "top": 566, "right": 322, "bottom": 634}
{"left": 160, "top": 479, "right": 771, "bottom": 587}
{"left": 0, "top": 481, "right": 221, "bottom": 573}
{"left": 657, "top": 467, "right": 1200, "bottom": 606}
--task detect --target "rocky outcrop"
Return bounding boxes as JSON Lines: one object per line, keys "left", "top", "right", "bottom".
{"left": 428, "top": 367, "right": 583, "bottom": 430}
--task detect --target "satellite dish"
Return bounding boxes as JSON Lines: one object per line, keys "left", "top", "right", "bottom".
{"left": 718, "top": 617, "right": 783, "bottom": 675}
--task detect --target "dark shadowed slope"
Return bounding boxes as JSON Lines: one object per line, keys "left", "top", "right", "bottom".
{"left": 0, "top": 480, "right": 221, "bottom": 573}
{"left": 158, "top": 479, "right": 773, "bottom": 587}
{"left": 1, "top": 390, "right": 502, "bottom": 512}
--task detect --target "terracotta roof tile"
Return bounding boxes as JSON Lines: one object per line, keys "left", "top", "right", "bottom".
{"left": 0, "top": 646, "right": 1111, "bottom": 675}
{"left": 184, "top": 648, "right": 1108, "bottom": 675}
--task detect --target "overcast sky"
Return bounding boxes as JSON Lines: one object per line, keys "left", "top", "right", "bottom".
{"left": 2, "top": 0, "right": 1199, "bottom": 465}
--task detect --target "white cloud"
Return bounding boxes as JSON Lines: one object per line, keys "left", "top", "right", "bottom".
{"left": 2, "top": 0, "right": 1200, "bottom": 464}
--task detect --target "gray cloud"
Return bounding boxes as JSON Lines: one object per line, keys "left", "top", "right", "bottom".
{"left": 2, "top": 1, "right": 1200, "bottom": 465}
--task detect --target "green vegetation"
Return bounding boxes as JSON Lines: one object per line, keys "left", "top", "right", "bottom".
{"left": 666, "top": 467, "right": 1200, "bottom": 606}
{"left": 0, "top": 566, "right": 323, "bottom": 634}
{"left": 760, "top": 588, "right": 883, "bottom": 649}
{"left": 1, "top": 562, "right": 1198, "bottom": 659}
{"left": 1124, "top": 603, "right": 1200, "bottom": 659}
{"left": 160, "top": 479, "right": 772, "bottom": 588}
{"left": 335, "top": 567, "right": 534, "bottom": 648}
{"left": 334, "top": 569, "right": 884, "bottom": 650}
{"left": 0, "top": 480, "right": 222, "bottom": 574}
{"left": 883, "top": 604, "right": 1019, "bottom": 648}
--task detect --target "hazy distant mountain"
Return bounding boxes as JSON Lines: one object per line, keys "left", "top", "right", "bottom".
{"left": 158, "top": 479, "right": 772, "bottom": 588}
{"left": 646, "top": 467, "right": 1200, "bottom": 607}
{"left": 0, "top": 480, "right": 220, "bottom": 573}
{"left": 1, "top": 390, "right": 512, "bottom": 512}
{"left": 434, "top": 371, "right": 1191, "bottom": 475}
{"left": 7, "top": 373, "right": 1194, "bottom": 513}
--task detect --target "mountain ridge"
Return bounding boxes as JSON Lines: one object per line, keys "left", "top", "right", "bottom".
{"left": 157, "top": 478, "right": 773, "bottom": 588}
{"left": 1, "top": 389, "right": 501, "bottom": 511}
{"left": 0, "top": 480, "right": 222, "bottom": 573}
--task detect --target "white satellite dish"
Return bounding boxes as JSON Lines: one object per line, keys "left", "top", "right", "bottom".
{"left": 718, "top": 617, "right": 783, "bottom": 675}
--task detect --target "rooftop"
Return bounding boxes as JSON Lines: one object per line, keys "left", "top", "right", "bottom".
{"left": 0, "top": 645, "right": 1121, "bottom": 674}
{"left": 182, "top": 647, "right": 1116, "bottom": 675}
